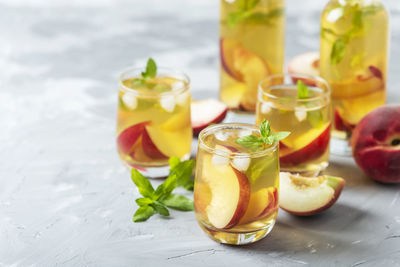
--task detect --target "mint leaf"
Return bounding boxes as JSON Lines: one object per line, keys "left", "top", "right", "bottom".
{"left": 136, "top": 197, "right": 153, "bottom": 206}
{"left": 172, "top": 159, "right": 195, "bottom": 191}
{"left": 235, "top": 134, "right": 265, "bottom": 151}
{"left": 131, "top": 169, "right": 155, "bottom": 198}
{"left": 260, "top": 120, "right": 271, "bottom": 138}
{"left": 169, "top": 156, "right": 181, "bottom": 169}
{"left": 133, "top": 206, "right": 154, "bottom": 222}
{"left": 246, "top": 157, "right": 275, "bottom": 184}
{"left": 142, "top": 58, "right": 157, "bottom": 80}
{"left": 162, "top": 194, "right": 194, "bottom": 211}
{"left": 154, "top": 174, "right": 177, "bottom": 201}
{"left": 227, "top": 11, "right": 248, "bottom": 27}
{"left": 245, "top": 8, "right": 284, "bottom": 25}
{"left": 152, "top": 201, "right": 170, "bottom": 216}
{"left": 297, "top": 80, "right": 308, "bottom": 99}
{"left": 270, "top": 132, "right": 291, "bottom": 143}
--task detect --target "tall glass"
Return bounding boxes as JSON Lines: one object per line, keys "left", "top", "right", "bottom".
{"left": 256, "top": 74, "right": 331, "bottom": 175}
{"left": 219, "top": 0, "right": 285, "bottom": 112}
{"left": 116, "top": 67, "right": 192, "bottom": 177}
{"left": 320, "top": 0, "right": 388, "bottom": 155}
{"left": 194, "top": 123, "right": 279, "bottom": 245}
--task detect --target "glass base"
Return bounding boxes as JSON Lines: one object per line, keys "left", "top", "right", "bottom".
{"left": 330, "top": 137, "right": 352, "bottom": 157}
{"left": 198, "top": 221, "right": 275, "bottom": 245}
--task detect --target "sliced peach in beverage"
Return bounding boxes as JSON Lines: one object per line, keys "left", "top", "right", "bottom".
{"left": 331, "top": 65, "right": 384, "bottom": 99}
{"left": 141, "top": 129, "right": 168, "bottom": 159}
{"left": 339, "top": 89, "right": 386, "bottom": 126}
{"left": 220, "top": 83, "right": 247, "bottom": 109}
{"left": 280, "top": 123, "right": 331, "bottom": 166}
{"left": 144, "top": 125, "right": 191, "bottom": 158}
{"left": 279, "top": 172, "right": 345, "bottom": 216}
{"left": 194, "top": 182, "right": 212, "bottom": 218}
{"left": 202, "top": 153, "right": 251, "bottom": 229}
{"left": 334, "top": 108, "right": 355, "bottom": 133}
{"left": 220, "top": 38, "right": 270, "bottom": 110}
{"left": 238, "top": 188, "right": 273, "bottom": 225}
{"left": 117, "top": 121, "right": 149, "bottom": 154}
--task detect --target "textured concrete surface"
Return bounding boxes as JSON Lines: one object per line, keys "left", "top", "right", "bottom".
{"left": 1, "top": 0, "right": 400, "bottom": 266}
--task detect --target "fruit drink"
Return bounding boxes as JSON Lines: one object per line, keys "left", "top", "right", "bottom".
{"left": 320, "top": 0, "right": 388, "bottom": 140}
{"left": 256, "top": 74, "right": 331, "bottom": 175}
{"left": 194, "top": 123, "right": 280, "bottom": 245}
{"left": 116, "top": 67, "right": 192, "bottom": 176}
{"left": 219, "top": 0, "right": 285, "bottom": 111}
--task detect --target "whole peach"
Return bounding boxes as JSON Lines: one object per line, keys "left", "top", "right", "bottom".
{"left": 351, "top": 105, "right": 400, "bottom": 183}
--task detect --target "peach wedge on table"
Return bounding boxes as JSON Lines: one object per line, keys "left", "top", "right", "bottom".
{"left": 279, "top": 172, "right": 345, "bottom": 216}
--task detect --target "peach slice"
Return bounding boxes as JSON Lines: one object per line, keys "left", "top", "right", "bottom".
{"left": 145, "top": 125, "right": 191, "bottom": 158}
{"left": 238, "top": 187, "right": 274, "bottom": 225}
{"left": 191, "top": 99, "right": 228, "bottom": 136}
{"left": 331, "top": 66, "right": 384, "bottom": 99}
{"left": 220, "top": 83, "right": 247, "bottom": 109}
{"left": 334, "top": 108, "right": 355, "bottom": 133}
{"left": 288, "top": 51, "right": 319, "bottom": 85}
{"left": 194, "top": 182, "right": 212, "bottom": 218}
{"left": 117, "top": 121, "right": 149, "bottom": 154}
{"left": 202, "top": 154, "right": 251, "bottom": 229}
{"left": 141, "top": 129, "right": 168, "bottom": 159}
{"left": 279, "top": 172, "right": 345, "bottom": 216}
{"left": 280, "top": 123, "right": 331, "bottom": 166}
{"left": 220, "top": 38, "right": 270, "bottom": 110}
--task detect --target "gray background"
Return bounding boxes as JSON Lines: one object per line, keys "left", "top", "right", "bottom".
{"left": 1, "top": 0, "right": 399, "bottom": 266}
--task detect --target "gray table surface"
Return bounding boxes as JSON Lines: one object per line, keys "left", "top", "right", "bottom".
{"left": 1, "top": 0, "right": 400, "bottom": 266}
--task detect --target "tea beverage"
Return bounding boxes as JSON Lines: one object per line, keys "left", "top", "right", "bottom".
{"left": 116, "top": 68, "right": 192, "bottom": 177}
{"left": 256, "top": 74, "right": 331, "bottom": 175}
{"left": 320, "top": 0, "right": 388, "bottom": 147}
{"left": 219, "top": 0, "right": 285, "bottom": 111}
{"left": 194, "top": 124, "right": 279, "bottom": 245}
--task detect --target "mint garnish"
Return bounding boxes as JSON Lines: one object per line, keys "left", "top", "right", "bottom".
{"left": 296, "top": 80, "right": 324, "bottom": 128}
{"left": 131, "top": 157, "right": 194, "bottom": 222}
{"left": 235, "top": 120, "right": 290, "bottom": 151}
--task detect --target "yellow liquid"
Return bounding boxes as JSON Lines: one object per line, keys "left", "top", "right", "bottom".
{"left": 219, "top": 0, "right": 285, "bottom": 111}
{"left": 320, "top": 0, "right": 388, "bottom": 139}
{"left": 194, "top": 128, "right": 279, "bottom": 244}
{"left": 256, "top": 86, "right": 331, "bottom": 174}
{"left": 116, "top": 77, "right": 192, "bottom": 168}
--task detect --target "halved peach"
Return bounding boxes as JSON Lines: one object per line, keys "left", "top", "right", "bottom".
{"left": 202, "top": 153, "right": 251, "bottom": 229}
{"left": 279, "top": 172, "right": 345, "bottom": 216}
{"left": 191, "top": 99, "right": 228, "bottom": 136}
{"left": 287, "top": 51, "right": 319, "bottom": 86}
{"left": 280, "top": 123, "right": 331, "bottom": 166}
{"left": 331, "top": 66, "right": 384, "bottom": 99}
{"left": 117, "top": 121, "right": 149, "bottom": 154}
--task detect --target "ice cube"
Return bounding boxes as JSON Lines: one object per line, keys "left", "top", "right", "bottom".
{"left": 260, "top": 102, "right": 272, "bottom": 114}
{"left": 172, "top": 81, "right": 185, "bottom": 91}
{"left": 211, "top": 154, "right": 230, "bottom": 166}
{"left": 122, "top": 92, "right": 137, "bottom": 110}
{"left": 238, "top": 130, "right": 252, "bottom": 138}
{"left": 295, "top": 107, "right": 307, "bottom": 122}
{"left": 160, "top": 95, "right": 176, "bottom": 112}
{"left": 214, "top": 131, "right": 230, "bottom": 141}
{"left": 176, "top": 91, "right": 189, "bottom": 106}
{"left": 232, "top": 156, "right": 251, "bottom": 172}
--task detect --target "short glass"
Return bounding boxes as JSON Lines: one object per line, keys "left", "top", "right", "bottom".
{"left": 256, "top": 74, "right": 331, "bottom": 175}
{"left": 194, "top": 123, "right": 279, "bottom": 245}
{"left": 116, "top": 67, "right": 192, "bottom": 177}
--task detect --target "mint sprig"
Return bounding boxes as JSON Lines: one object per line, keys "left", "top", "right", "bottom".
{"left": 297, "top": 80, "right": 324, "bottom": 128}
{"left": 130, "top": 58, "right": 170, "bottom": 92}
{"left": 321, "top": 4, "right": 383, "bottom": 65}
{"left": 131, "top": 157, "right": 195, "bottom": 222}
{"left": 227, "top": 0, "right": 283, "bottom": 28}
{"left": 235, "top": 120, "right": 290, "bottom": 151}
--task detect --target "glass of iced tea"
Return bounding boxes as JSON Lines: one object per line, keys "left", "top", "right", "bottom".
{"left": 116, "top": 63, "right": 192, "bottom": 177}
{"left": 194, "top": 123, "right": 280, "bottom": 245}
{"left": 256, "top": 74, "right": 331, "bottom": 175}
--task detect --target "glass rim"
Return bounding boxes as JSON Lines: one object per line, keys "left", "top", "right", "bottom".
{"left": 198, "top": 123, "right": 279, "bottom": 158}
{"left": 258, "top": 73, "right": 331, "bottom": 103}
{"left": 118, "top": 66, "right": 190, "bottom": 97}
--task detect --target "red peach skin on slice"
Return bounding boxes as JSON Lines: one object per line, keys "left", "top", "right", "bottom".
{"left": 117, "top": 121, "right": 149, "bottom": 154}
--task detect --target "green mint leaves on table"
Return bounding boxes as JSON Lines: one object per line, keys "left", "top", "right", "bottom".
{"left": 131, "top": 157, "right": 195, "bottom": 222}
{"left": 236, "top": 120, "right": 290, "bottom": 151}
{"left": 321, "top": 4, "right": 383, "bottom": 65}
{"left": 227, "top": 0, "right": 283, "bottom": 28}
{"left": 297, "top": 80, "right": 324, "bottom": 128}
